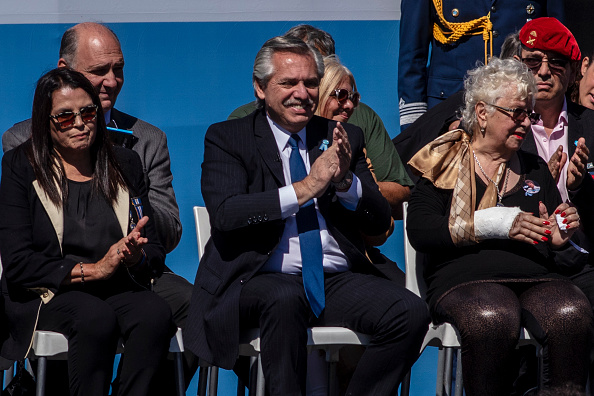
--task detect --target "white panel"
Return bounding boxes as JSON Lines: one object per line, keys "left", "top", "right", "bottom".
{"left": 1, "top": 0, "right": 401, "bottom": 24}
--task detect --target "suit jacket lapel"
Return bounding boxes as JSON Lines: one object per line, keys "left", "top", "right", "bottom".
{"left": 114, "top": 185, "right": 130, "bottom": 237}
{"left": 33, "top": 180, "right": 130, "bottom": 255}
{"left": 33, "top": 180, "right": 64, "bottom": 254}
{"left": 567, "top": 102, "right": 582, "bottom": 149}
{"left": 110, "top": 108, "right": 131, "bottom": 130}
{"left": 306, "top": 118, "right": 330, "bottom": 167}
{"left": 254, "top": 111, "right": 285, "bottom": 186}
{"left": 306, "top": 118, "right": 334, "bottom": 211}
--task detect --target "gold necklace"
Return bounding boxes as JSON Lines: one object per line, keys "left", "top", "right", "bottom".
{"left": 473, "top": 151, "right": 511, "bottom": 207}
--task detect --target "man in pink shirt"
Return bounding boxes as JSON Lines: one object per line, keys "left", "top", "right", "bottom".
{"left": 517, "top": 18, "right": 591, "bottom": 203}
{"left": 517, "top": 17, "right": 594, "bottom": 390}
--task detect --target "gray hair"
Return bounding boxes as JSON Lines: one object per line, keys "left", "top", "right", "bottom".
{"left": 253, "top": 36, "right": 324, "bottom": 108}
{"left": 59, "top": 22, "right": 121, "bottom": 68}
{"left": 461, "top": 57, "right": 536, "bottom": 132}
{"left": 284, "top": 24, "right": 336, "bottom": 56}
{"left": 500, "top": 31, "right": 522, "bottom": 59}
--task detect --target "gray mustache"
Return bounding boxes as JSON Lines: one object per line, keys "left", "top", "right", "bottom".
{"left": 283, "top": 99, "right": 315, "bottom": 107}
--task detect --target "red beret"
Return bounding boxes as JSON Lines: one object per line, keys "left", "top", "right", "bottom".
{"left": 519, "top": 17, "right": 581, "bottom": 61}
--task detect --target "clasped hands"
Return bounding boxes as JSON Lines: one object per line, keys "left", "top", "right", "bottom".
{"left": 548, "top": 137, "right": 590, "bottom": 190}
{"left": 95, "top": 216, "right": 149, "bottom": 280}
{"left": 509, "top": 202, "right": 579, "bottom": 248}
{"left": 294, "top": 123, "right": 352, "bottom": 205}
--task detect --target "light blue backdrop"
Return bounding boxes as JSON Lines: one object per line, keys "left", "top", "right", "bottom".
{"left": 0, "top": 21, "right": 438, "bottom": 395}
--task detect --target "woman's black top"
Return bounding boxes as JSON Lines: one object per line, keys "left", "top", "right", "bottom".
{"left": 407, "top": 151, "right": 570, "bottom": 309}
{"left": 63, "top": 179, "right": 121, "bottom": 264}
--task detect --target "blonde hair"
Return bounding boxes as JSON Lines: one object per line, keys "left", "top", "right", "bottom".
{"left": 316, "top": 55, "right": 358, "bottom": 118}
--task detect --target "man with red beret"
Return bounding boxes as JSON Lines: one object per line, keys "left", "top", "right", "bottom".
{"left": 516, "top": 17, "right": 594, "bottom": 245}
{"left": 516, "top": 17, "right": 594, "bottom": 393}
{"left": 517, "top": 17, "right": 591, "bottom": 204}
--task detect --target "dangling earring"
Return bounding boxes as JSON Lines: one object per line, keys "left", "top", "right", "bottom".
{"left": 480, "top": 127, "right": 486, "bottom": 135}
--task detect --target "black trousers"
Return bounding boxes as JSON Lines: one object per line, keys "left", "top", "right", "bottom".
{"left": 239, "top": 271, "right": 430, "bottom": 396}
{"left": 149, "top": 271, "right": 199, "bottom": 395}
{"left": 37, "top": 288, "right": 175, "bottom": 396}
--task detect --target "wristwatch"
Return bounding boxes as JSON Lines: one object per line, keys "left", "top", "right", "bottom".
{"left": 332, "top": 170, "right": 353, "bottom": 191}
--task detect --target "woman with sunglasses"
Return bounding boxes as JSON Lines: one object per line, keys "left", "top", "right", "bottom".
{"left": 0, "top": 68, "right": 175, "bottom": 396}
{"left": 407, "top": 58, "right": 593, "bottom": 395}
{"left": 315, "top": 55, "right": 360, "bottom": 124}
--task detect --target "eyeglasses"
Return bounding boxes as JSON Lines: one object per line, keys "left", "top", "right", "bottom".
{"left": 330, "top": 89, "right": 360, "bottom": 107}
{"left": 487, "top": 103, "right": 541, "bottom": 124}
{"left": 521, "top": 57, "right": 569, "bottom": 73}
{"left": 49, "top": 105, "right": 98, "bottom": 129}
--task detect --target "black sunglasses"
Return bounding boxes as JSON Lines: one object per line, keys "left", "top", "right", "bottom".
{"left": 521, "top": 57, "right": 569, "bottom": 73}
{"left": 49, "top": 105, "right": 98, "bottom": 129}
{"left": 487, "top": 103, "right": 541, "bottom": 124}
{"left": 330, "top": 89, "right": 360, "bottom": 107}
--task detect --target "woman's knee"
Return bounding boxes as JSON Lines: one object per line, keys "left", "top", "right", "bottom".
{"left": 76, "top": 301, "right": 118, "bottom": 341}
{"left": 523, "top": 282, "right": 594, "bottom": 336}
{"left": 41, "top": 292, "right": 118, "bottom": 341}
{"left": 436, "top": 284, "right": 521, "bottom": 345}
{"left": 129, "top": 293, "right": 174, "bottom": 337}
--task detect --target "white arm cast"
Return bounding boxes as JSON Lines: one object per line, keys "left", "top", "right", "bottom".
{"left": 474, "top": 206, "right": 522, "bottom": 240}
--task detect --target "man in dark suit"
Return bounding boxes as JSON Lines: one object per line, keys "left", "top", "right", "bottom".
{"left": 509, "top": 18, "right": 594, "bottom": 393}
{"left": 1, "top": 22, "right": 197, "bottom": 394}
{"left": 514, "top": 18, "right": 594, "bottom": 249}
{"left": 2, "top": 22, "right": 182, "bottom": 254}
{"left": 185, "top": 36, "right": 430, "bottom": 395}
{"left": 514, "top": 17, "right": 594, "bottom": 310}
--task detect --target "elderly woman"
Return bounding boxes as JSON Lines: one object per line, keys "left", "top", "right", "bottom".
{"left": 0, "top": 68, "right": 175, "bottom": 396}
{"left": 407, "top": 58, "right": 593, "bottom": 395}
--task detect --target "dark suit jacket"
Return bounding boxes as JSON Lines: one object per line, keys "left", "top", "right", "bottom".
{"left": 521, "top": 101, "right": 594, "bottom": 266}
{"left": 185, "top": 110, "right": 392, "bottom": 369}
{"left": 2, "top": 109, "right": 181, "bottom": 253}
{"left": 0, "top": 144, "right": 165, "bottom": 361}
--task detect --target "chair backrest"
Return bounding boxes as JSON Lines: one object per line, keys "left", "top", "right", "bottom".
{"left": 193, "top": 206, "right": 211, "bottom": 260}
{"left": 402, "top": 202, "right": 428, "bottom": 299}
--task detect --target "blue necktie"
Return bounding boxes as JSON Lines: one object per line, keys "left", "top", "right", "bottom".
{"left": 288, "top": 134, "right": 325, "bottom": 317}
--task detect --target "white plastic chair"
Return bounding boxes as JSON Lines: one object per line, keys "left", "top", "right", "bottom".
{"left": 402, "top": 202, "right": 541, "bottom": 396}
{"left": 193, "top": 206, "right": 372, "bottom": 396}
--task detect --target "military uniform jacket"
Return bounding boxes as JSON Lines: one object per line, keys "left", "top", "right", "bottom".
{"left": 398, "top": 0, "right": 565, "bottom": 129}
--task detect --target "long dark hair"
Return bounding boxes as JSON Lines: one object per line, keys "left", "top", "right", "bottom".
{"left": 28, "top": 68, "right": 125, "bottom": 206}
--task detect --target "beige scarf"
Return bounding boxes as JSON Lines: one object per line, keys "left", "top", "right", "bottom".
{"left": 408, "top": 129, "right": 507, "bottom": 246}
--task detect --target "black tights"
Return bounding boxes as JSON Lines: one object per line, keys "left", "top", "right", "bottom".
{"left": 433, "top": 280, "right": 593, "bottom": 396}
